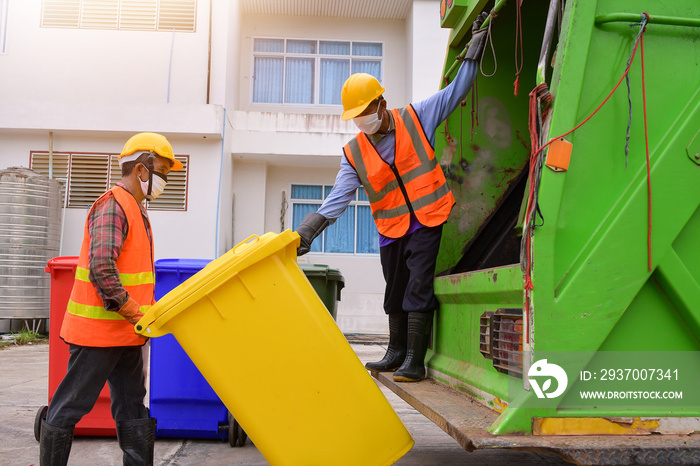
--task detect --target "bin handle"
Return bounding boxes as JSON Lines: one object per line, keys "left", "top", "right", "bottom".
{"left": 233, "top": 234, "right": 259, "bottom": 254}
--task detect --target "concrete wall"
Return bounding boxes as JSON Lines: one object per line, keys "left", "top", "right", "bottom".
{"left": 408, "top": 0, "right": 451, "bottom": 102}
{"left": 0, "top": 0, "right": 226, "bottom": 261}
{"left": 227, "top": 1, "right": 450, "bottom": 334}
{"left": 0, "top": 0, "right": 451, "bottom": 334}
{"left": 0, "top": 1, "right": 211, "bottom": 107}
{"left": 0, "top": 131, "right": 224, "bottom": 261}
{"left": 228, "top": 108, "right": 385, "bottom": 333}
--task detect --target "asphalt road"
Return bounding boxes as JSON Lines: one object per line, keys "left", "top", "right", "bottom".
{"left": 0, "top": 342, "right": 569, "bottom": 465}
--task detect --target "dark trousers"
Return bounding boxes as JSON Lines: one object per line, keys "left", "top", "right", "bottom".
{"left": 46, "top": 344, "right": 147, "bottom": 428}
{"left": 380, "top": 224, "right": 443, "bottom": 315}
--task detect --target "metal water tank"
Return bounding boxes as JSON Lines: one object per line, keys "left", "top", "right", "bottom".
{"left": 0, "top": 167, "right": 62, "bottom": 323}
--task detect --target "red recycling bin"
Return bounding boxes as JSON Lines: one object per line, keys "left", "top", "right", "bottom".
{"left": 38, "top": 257, "right": 116, "bottom": 437}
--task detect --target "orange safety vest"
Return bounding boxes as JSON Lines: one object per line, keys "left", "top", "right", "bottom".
{"left": 343, "top": 105, "right": 455, "bottom": 239}
{"left": 60, "top": 186, "right": 154, "bottom": 347}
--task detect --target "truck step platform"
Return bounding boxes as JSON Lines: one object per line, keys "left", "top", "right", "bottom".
{"left": 373, "top": 372, "right": 700, "bottom": 465}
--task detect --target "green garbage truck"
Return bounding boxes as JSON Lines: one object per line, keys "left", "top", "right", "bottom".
{"left": 372, "top": 1, "right": 700, "bottom": 464}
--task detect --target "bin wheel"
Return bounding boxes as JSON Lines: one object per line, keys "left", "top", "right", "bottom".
{"left": 237, "top": 421, "right": 247, "bottom": 447}
{"left": 227, "top": 411, "right": 248, "bottom": 448}
{"left": 228, "top": 411, "right": 238, "bottom": 447}
{"left": 34, "top": 405, "right": 48, "bottom": 442}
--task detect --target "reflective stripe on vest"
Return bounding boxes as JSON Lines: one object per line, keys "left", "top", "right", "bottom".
{"left": 74, "top": 266, "right": 155, "bottom": 287}
{"left": 344, "top": 105, "right": 455, "bottom": 238}
{"left": 66, "top": 300, "right": 152, "bottom": 320}
{"left": 60, "top": 185, "right": 154, "bottom": 347}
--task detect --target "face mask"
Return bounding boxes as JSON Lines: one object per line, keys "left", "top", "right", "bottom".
{"left": 139, "top": 164, "right": 167, "bottom": 200}
{"left": 353, "top": 106, "right": 383, "bottom": 134}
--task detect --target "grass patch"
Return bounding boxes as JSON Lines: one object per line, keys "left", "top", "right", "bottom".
{"left": 0, "top": 328, "right": 48, "bottom": 349}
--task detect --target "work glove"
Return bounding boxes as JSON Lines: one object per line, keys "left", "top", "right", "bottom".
{"left": 296, "top": 212, "right": 330, "bottom": 256}
{"left": 117, "top": 297, "right": 144, "bottom": 326}
{"left": 465, "top": 12, "right": 489, "bottom": 62}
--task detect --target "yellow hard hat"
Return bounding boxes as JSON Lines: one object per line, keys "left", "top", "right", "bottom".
{"left": 118, "top": 132, "right": 182, "bottom": 171}
{"left": 340, "top": 73, "right": 386, "bottom": 121}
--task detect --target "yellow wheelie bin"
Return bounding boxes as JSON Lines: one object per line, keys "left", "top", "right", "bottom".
{"left": 135, "top": 230, "right": 413, "bottom": 466}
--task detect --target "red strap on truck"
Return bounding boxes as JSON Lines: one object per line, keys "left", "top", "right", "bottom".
{"left": 524, "top": 12, "right": 652, "bottom": 309}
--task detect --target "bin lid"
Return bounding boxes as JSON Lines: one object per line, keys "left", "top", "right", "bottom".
{"left": 155, "top": 258, "right": 213, "bottom": 273}
{"left": 298, "top": 263, "right": 344, "bottom": 283}
{"left": 45, "top": 256, "right": 79, "bottom": 273}
{"left": 135, "top": 230, "right": 300, "bottom": 336}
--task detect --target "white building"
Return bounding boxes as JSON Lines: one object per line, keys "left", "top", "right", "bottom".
{"left": 0, "top": 0, "right": 449, "bottom": 333}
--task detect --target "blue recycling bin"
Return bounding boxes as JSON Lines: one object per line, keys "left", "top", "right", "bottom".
{"left": 150, "top": 259, "right": 228, "bottom": 440}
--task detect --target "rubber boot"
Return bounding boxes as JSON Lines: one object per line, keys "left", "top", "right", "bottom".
{"left": 39, "top": 419, "right": 74, "bottom": 466}
{"left": 116, "top": 417, "right": 156, "bottom": 466}
{"left": 393, "top": 312, "right": 433, "bottom": 382}
{"left": 365, "top": 313, "right": 408, "bottom": 372}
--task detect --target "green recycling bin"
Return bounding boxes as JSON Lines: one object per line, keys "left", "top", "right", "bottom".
{"left": 298, "top": 264, "right": 344, "bottom": 320}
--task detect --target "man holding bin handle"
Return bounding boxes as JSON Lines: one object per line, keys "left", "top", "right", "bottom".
{"left": 39, "top": 133, "right": 181, "bottom": 466}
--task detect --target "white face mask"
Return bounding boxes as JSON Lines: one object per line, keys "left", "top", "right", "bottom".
{"left": 353, "top": 106, "right": 383, "bottom": 134}
{"left": 139, "top": 164, "right": 167, "bottom": 200}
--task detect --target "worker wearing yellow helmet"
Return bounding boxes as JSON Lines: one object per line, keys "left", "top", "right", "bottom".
{"left": 296, "top": 13, "right": 489, "bottom": 383}
{"left": 118, "top": 132, "right": 183, "bottom": 201}
{"left": 40, "top": 132, "right": 181, "bottom": 465}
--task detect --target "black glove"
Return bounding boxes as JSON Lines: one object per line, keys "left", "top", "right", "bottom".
{"left": 465, "top": 12, "right": 489, "bottom": 62}
{"left": 296, "top": 212, "right": 330, "bottom": 256}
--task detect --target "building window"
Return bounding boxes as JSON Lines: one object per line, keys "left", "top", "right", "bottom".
{"left": 40, "top": 0, "right": 197, "bottom": 32}
{"left": 29, "top": 151, "right": 189, "bottom": 211}
{"left": 252, "top": 38, "right": 382, "bottom": 106}
{"left": 290, "top": 184, "right": 379, "bottom": 254}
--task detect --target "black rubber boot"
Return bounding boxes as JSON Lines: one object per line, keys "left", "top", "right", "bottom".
{"left": 116, "top": 417, "right": 156, "bottom": 466}
{"left": 365, "top": 313, "right": 408, "bottom": 372}
{"left": 393, "top": 312, "right": 433, "bottom": 382}
{"left": 39, "top": 419, "right": 74, "bottom": 466}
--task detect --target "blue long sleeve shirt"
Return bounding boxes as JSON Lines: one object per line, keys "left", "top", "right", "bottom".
{"left": 318, "top": 59, "right": 479, "bottom": 246}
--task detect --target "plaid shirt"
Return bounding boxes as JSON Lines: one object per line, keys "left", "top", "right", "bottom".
{"left": 87, "top": 183, "right": 152, "bottom": 312}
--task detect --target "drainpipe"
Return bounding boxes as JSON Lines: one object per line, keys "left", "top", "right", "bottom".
{"left": 58, "top": 173, "right": 69, "bottom": 256}
{"left": 206, "top": 0, "right": 212, "bottom": 104}
{"left": 48, "top": 132, "right": 53, "bottom": 179}
{"left": 167, "top": 28, "right": 175, "bottom": 103}
{"left": 214, "top": 107, "right": 226, "bottom": 258}
{"left": 50, "top": 132, "right": 70, "bottom": 256}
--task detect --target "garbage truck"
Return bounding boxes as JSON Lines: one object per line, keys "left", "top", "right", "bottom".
{"left": 371, "top": 0, "right": 700, "bottom": 464}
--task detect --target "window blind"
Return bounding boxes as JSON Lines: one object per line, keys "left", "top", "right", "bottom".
{"left": 40, "top": 0, "right": 195, "bottom": 32}
{"left": 30, "top": 152, "right": 188, "bottom": 211}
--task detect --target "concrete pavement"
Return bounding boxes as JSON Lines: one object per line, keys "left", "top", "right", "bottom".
{"left": 0, "top": 342, "right": 568, "bottom": 465}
